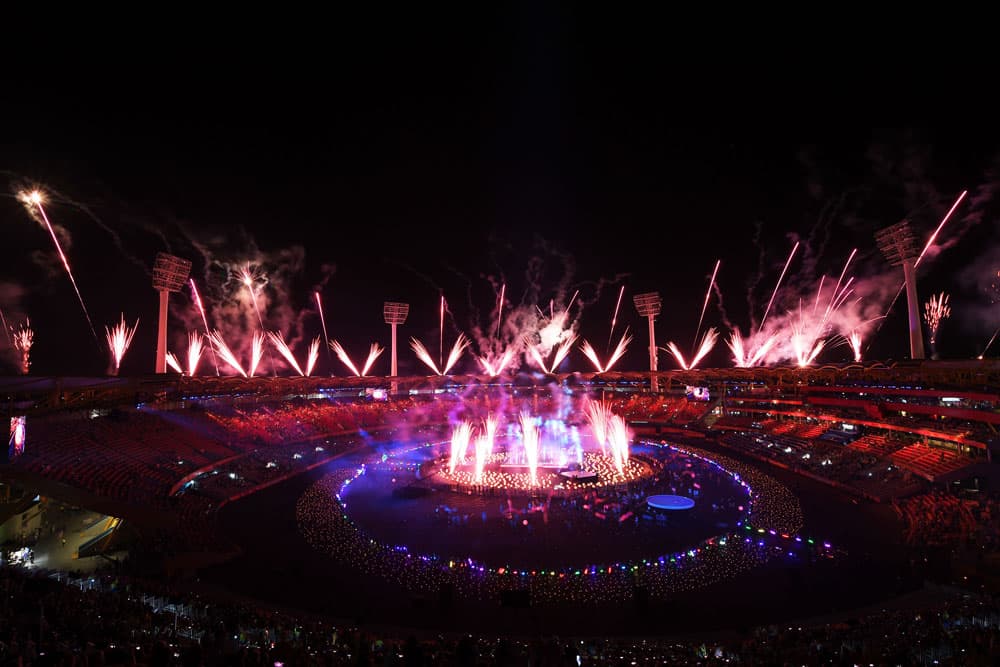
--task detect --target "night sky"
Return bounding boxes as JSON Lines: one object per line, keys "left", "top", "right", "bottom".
{"left": 2, "top": 17, "right": 998, "bottom": 376}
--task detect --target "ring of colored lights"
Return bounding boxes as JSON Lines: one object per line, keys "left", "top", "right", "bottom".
{"left": 646, "top": 494, "right": 696, "bottom": 510}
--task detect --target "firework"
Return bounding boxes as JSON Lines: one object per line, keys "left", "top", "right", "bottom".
{"left": 0, "top": 307, "right": 10, "bottom": 346}
{"left": 607, "top": 285, "right": 626, "bottom": 347}
{"left": 439, "top": 295, "right": 446, "bottom": 368}
{"left": 19, "top": 191, "right": 97, "bottom": 340}
{"left": 606, "top": 414, "right": 630, "bottom": 475}
{"left": 981, "top": 327, "right": 999, "bottom": 359}
{"left": 849, "top": 330, "right": 863, "bottom": 363}
{"left": 105, "top": 314, "right": 139, "bottom": 375}
{"left": 580, "top": 332, "right": 632, "bottom": 373}
{"left": 249, "top": 331, "right": 265, "bottom": 378}
{"left": 330, "top": 341, "right": 384, "bottom": 377}
{"left": 208, "top": 330, "right": 247, "bottom": 377}
{"left": 268, "top": 331, "right": 304, "bottom": 376}
{"left": 305, "top": 337, "right": 321, "bottom": 376}
{"left": 585, "top": 399, "right": 611, "bottom": 456}
{"left": 528, "top": 334, "right": 577, "bottom": 374}
{"left": 165, "top": 352, "right": 183, "bottom": 374}
{"left": 923, "top": 292, "right": 951, "bottom": 345}
{"left": 694, "top": 260, "right": 721, "bottom": 346}
{"left": 189, "top": 279, "right": 220, "bottom": 375}
{"left": 790, "top": 316, "right": 825, "bottom": 367}
{"left": 915, "top": 190, "right": 969, "bottom": 268}
{"left": 727, "top": 329, "right": 777, "bottom": 367}
{"left": 520, "top": 413, "right": 540, "bottom": 485}
{"left": 449, "top": 421, "right": 472, "bottom": 474}
{"left": 477, "top": 347, "right": 515, "bottom": 377}
{"left": 411, "top": 334, "right": 470, "bottom": 375}
{"left": 186, "top": 332, "right": 204, "bottom": 376}
{"left": 760, "top": 241, "right": 799, "bottom": 330}
{"left": 664, "top": 327, "right": 719, "bottom": 370}
{"left": 495, "top": 283, "right": 506, "bottom": 339}
{"left": 12, "top": 320, "right": 33, "bottom": 375}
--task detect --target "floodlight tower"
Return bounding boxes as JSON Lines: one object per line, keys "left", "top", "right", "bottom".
{"left": 633, "top": 292, "right": 662, "bottom": 392}
{"left": 152, "top": 253, "right": 192, "bottom": 374}
{"left": 383, "top": 302, "right": 410, "bottom": 378}
{"left": 875, "top": 221, "right": 924, "bottom": 360}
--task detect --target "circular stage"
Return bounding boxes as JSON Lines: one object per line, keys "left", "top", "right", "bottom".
{"left": 647, "top": 494, "right": 696, "bottom": 511}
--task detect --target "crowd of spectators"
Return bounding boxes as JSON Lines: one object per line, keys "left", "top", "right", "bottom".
{"left": 894, "top": 490, "right": 1000, "bottom": 551}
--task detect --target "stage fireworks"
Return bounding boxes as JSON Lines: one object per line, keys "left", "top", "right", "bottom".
{"left": 664, "top": 327, "right": 719, "bottom": 370}
{"left": 249, "top": 331, "right": 265, "bottom": 378}
{"left": 19, "top": 191, "right": 97, "bottom": 340}
{"left": 606, "top": 414, "right": 630, "bottom": 475}
{"left": 585, "top": 399, "right": 611, "bottom": 456}
{"left": 528, "top": 334, "right": 577, "bottom": 374}
{"left": 208, "top": 330, "right": 247, "bottom": 377}
{"left": 449, "top": 421, "right": 472, "bottom": 474}
{"left": 165, "top": 352, "right": 183, "bottom": 374}
{"left": 727, "top": 329, "right": 777, "bottom": 368}
{"left": 105, "top": 314, "right": 139, "bottom": 376}
{"left": 924, "top": 292, "right": 951, "bottom": 346}
{"left": 268, "top": 331, "right": 304, "bottom": 376}
{"left": 186, "top": 332, "right": 204, "bottom": 376}
{"left": 579, "top": 332, "right": 632, "bottom": 373}
{"left": 849, "top": 330, "right": 863, "bottom": 363}
{"left": 12, "top": 320, "right": 33, "bottom": 375}
{"left": 520, "top": 413, "right": 540, "bottom": 485}
{"left": 305, "top": 337, "right": 321, "bottom": 376}
{"left": 411, "top": 334, "right": 470, "bottom": 375}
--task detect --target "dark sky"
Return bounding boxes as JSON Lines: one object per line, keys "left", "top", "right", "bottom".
{"left": 1, "top": 15, "right": 998, "bottom": 376}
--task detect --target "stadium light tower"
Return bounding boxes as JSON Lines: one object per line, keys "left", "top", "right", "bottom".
{"left": 152, "top": 253, "right": 192, "bottom": 374}
{"left": 383, "top": 301, "right": 410, "bottom": 377}
{"left": 875, "top": 221, "right": 924, "bottom": 360}
{"left": 633, "top": 292, "right": 662, "bottom": 392}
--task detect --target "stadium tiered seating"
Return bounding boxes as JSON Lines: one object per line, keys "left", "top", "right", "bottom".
{"left": 848, "top": 433, "right": 904, "bottom": 458}
{"left": 890, "top": 443, "right": 972, "bottom": 481}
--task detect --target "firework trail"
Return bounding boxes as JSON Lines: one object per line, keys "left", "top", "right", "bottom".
{"left": 105, "top": 314, "right": 139, "bottom": 375}
{"left": 579, "top": 332, "right": 632, "bottom": 373}
{"left": 495, "top": 283, "right": 506, "bottom": 339}
{"left": 186, "top": 332, "right": 204, "bottom": 376}
{"left": 411, "top": 334, "right": 470, "bottom": 375}
{"left": 483, "top": 414, "right": 499, "bottom": 459}
{"left": 0, "top": 307, "right": 10, "bottom": 346}
{"left": 189, "top": 279, "right": 220, "bottom": 375}
{"left": 473, "top": 434, "right": 489, "bottom": 483}
{"left": 477, "top": 347, "right": 515, "bottom": 377}
{"left": 165, "top": 352, "right": 183, "bottom": 374}
{"left": 585, "top": 399, "right": 611, "bottom": 455}
{"left": 449, "top": 421, "right": 472, "bottom": 474}
{"left": 19, "top": 191, "right": 97, "bottom": 341}
{"left": 823, "top": 248, "right": 857, "bottom": 324}
{"left": 12, "top": 320, "right": 33, "bottom": 375}
{"left": 208, "top": 330, "right": 247, "bottom": 377}
{"left": 664, "top": 327, "right": 719, "bottom": 370}
{"left": 520, "top": 413, "right": 540, "bottom": 485}
{"left": 268, "top": 331, "right": 304, "bottom": 376}
{"left": 694, "top": 260, "right": 721, "bottom": 347}
{"left": 849, "top": 330, "right": 863, "bottom": 362}
{"left": 305, "top": 337, "right": 321, "bottom": 376}
{"left": 439, "top": 294, "right": 446, "bottom": 368}
{"left": 760, "top": 241, "right": 799, "bottom": 330}
{"left": 249, "top": 331, "right": 265, "bottom": 378}
{"left": 981, "top": 328, "right": 999, "bottom": 359}
{"left": 607, "top": 285, "right": 626, "bottom": 349}
{"left": 241, "top": 263, "right": 275, "bottom": 375}
{"left": 923, "top": 292, "right": 951, "bottom": 346}
{"left": 314, "top": 291, "right": 332, "bottom": 367}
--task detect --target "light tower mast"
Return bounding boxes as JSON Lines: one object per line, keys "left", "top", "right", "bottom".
{"left": 875, "top": 221, "right": 925, "bottom": 360}
{"left": 383, "top": 301, "right": 410, "bottom": 380}
{"left": 152, "top": 253, "right": 192, "bottom": 374}
{"left": 633, "top": 292, "right": 662, "bottom": 392}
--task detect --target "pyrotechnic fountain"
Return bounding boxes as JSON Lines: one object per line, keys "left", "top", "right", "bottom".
{"left": 105, "top": 314, "right": 139, "bottom": 376}
{"left": 411, "top": 334, "right": 470, "bottom": 375}
{"left": 924, "top": 292, "right": 951, "bottom": 357}
{"left": 330, "top": 340, "right": 383, "bottom": 376}
{"left": 12, "top": 320, "right": 33, "bottom": 375}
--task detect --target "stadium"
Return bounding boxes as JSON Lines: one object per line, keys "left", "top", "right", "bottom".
{"left": 1, "top": 360, "right": 998, "bottom": 664}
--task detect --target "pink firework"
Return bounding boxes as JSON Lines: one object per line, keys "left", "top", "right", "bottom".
{"left": 449, "top": 421, "right": 473, "bottom": 474}
{"left": 585, "top": 399, "right": 612, "bottom": 455}
{"left": 208, "top": 331, "right": 247, "bottom": 377}
{"left": 693, "top": 260, "right": 721, "bottom": 346}
{"left": 19, "top": 191, "right": 97, "bottom": 340}
{"left": 189, "top": 279, "right": 220, "bottom": 375}
{"left": 528, "top": 334, "right": 577, "bottom": 374}
{"left": 519, "top": 413, "right": 540, "bottom": 485}
{"left": 305, "top": 337, "right": 321, "bottom": 376}
{"left": 848, "top": 330, "right": 863, "bottom": 363}
{"left": 664, "top": 327, "right": 719, "bottom": 370}
{"left": 607, "top": 284, "right": 626, "bottom": 347}
{"left": 330, "top": 340, "right": 384, "bottom": 377}
{"left": 606, "top": 414, "right": 630, "bottom": 475}
{"left": 165, "top": 352, "right": 183, "bottom": 374}
{"left": 579, "top": 332, "right": 632, "bottom": 373}
{"left": 477, "top": 347, "right": 515, "bottom": 377}
{"left": 727, "top": 329, "right": 777, "bottom": 368}
{"left": 924, "top": 292, "right": 951, "bottom": 345}
{"left": 790, "top": 316, "right": 825, "bottom": 367}
{"left": 249, "top": 332, "right": 265, "bottom": 378}
{"left": 186, "top": 332, "right": 204, "bottom": 376}
{"left": 12, "top": 320, "right": 33, "bottom": 375}
{"left": 411, "top": 334, "right": 470, "bottom": 375}
{"left": 105, "top": 314, "right": 139, "bottom": 376}
{"left": 268, "top": 331, "right": 304, "bottom": 376}
{"left": 760, "top": 241, "right": 799, "bottom": 330}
